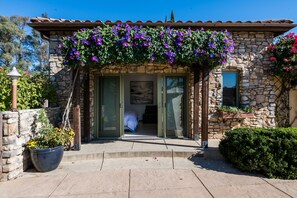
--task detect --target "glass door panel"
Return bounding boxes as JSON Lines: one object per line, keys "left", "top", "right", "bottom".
{"left": 98, "top": 76, "right": 120, "bottom": 137}
{"left": 165, "top": 76, "right": 186, "bottom": 137}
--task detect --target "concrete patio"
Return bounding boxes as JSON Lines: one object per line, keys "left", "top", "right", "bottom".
{"left": 1, "top": 156, "right": 296, "bottom": 197}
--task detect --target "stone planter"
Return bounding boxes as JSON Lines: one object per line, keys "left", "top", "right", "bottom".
{"left": 219, "top": 111, "right": 254, "bottom": 119}
{"left": 30, "top": 146, "right": 64, "bottom": 172}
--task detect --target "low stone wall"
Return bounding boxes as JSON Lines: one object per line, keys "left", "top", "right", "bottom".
{"left": 1, "top": 108, "right": 60, "bottom": 182}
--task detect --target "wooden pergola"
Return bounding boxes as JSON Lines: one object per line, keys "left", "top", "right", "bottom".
{"left": 29, "top": 18, "right": 296, "bottom": 150}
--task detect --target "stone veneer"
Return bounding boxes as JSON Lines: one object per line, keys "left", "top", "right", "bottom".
{"left": 48, "top": 31, "right": 288, "bottom": 140}
{"left": 1, "top": 108, "right": 60, "bottom": 181}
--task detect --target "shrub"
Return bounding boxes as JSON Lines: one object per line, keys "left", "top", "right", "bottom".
{"left": 219, "top": 128, "right": 297, "bottom": 179}
{"left": 0, "top": 67, "right": 56, "bottom": 111}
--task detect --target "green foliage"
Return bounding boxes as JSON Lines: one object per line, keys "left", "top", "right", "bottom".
{"left": 0, "top": 15, "right": 49, "bottom": 71}
{"left": 0, "top": 67, "right": 56, "bottom": 111}
{"left": 61, "top": 24, "right": 234, "bottom": 69}
{"left": 218, "top": 105, "right": 252, "bottom": 113}
{"left": 26, "top": 109, "right": 75, "bottom": 149}
{"left": 219, "top": 128, "right": 297, "bottom": 179}
{"left": 268, "top": 32, "right": 297, "bottom": 85}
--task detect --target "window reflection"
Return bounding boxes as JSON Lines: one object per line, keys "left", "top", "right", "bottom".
{"left": 222, "top": 72, "right": 238, "bottom": 107}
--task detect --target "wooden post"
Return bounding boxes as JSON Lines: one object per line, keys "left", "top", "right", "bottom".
{"left": 201, "top": 66, "right": 209, "bottom": 148}
{"left": 73, "top": 67, "right": 81, "bottom": 150}
{"left": 193, "top": 67, "right": 200, "bottom": 141}
{"left": 0, "top": 113, "right": 3, "bottom": 180}
{"left": 11, "top": 79, "right": 18, "bottom": 112}
{"left": 83, "top": 71, "right": 90, "bottom": 142}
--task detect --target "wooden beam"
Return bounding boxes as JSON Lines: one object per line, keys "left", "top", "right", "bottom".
{"left": 83, "top": 70, "right": 90, "bottom": 142}
{"left": 201, "top": 67, "right": 209, "bottom": 148}
{"left": 73, "top": 68, "right": 81, "bottom": 150}
{"left": 193, "top": 67, "right": 200, "bottom": 141}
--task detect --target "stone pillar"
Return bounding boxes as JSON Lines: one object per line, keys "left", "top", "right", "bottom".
{"left": 1, "top": 112, "right": 23, "bottom": 181}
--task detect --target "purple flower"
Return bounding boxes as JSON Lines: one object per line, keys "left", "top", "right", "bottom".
{"left": 223, "top": 38, "right": 228, "bottom": 43}
{"left": 208, "top": 43, "right": 216, "bottom": 49}
{"left": 71, "top": 37, "right": 78, "bottom": 44}
{"left": 80, "top": 28, "right": 87, "bottom": 31}
{"left": 144, "top": 42, "right": 151, "bottom": 46}
{"left": 187, "top": 27, "right": 191, "bottom": 36}
{"left": 122, "top": 42, "right": 130, "bottom": 47}
{"left": 134, "top": 33, "right": 143, "bottom": 39}
{"left": 210, "top": 54, "right": 214, "bottom": 58}
{"left": 96, "top": 40, "right": 102, "bottom": 45}
{"left": 163, "top": 43, "right": 170, "bottom": 48}
{"left": 112, "top": 27, "right": 118, "bottom": 36}
{"left": 201, "top": 50, "right": 206, "bottom": 54}
{"left": 91, "top": 56, "right": 99, "bottom": 62}
{"left": 194, "top": 49, "right": 200, "bottom": 56}
{"left": 176, "top": 41, "right": 182, "bottom": 46}
{"left": 81, "top": 40, "right": 90, "bottom": 45}
{"left": 133, "top": 26, "right": 139, "bottom": 31}
{"left": 73, "top": 51, "right": 80, "bottom": 55}
{"left": 164, "top": 51, "right": 176, "bottom": 58}
{"left": 151, "top": 55, "right": 155, "bottom": 61}
{"left": 76, "top": 56, "right": 81, "bottom": 61}
{"left": 160, "top": 31, "right": 164, "bottom": 39}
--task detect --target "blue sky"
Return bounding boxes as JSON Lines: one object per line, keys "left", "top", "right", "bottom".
{"left": 0, "top": 0, "right": 296, "bottom": 33}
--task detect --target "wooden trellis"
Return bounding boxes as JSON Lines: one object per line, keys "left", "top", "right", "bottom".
{"left": 274, "top": 76, "right": 290, "bottom": 127}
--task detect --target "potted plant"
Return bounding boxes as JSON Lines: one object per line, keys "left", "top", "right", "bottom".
{"left": 218, "top": 106, "right": 254, "bottom": 119}
{"left": 26, "top": 109, "right": 74, "bottom": 172}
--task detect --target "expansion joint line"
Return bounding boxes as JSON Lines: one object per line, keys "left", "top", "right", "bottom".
{"left": 261, "top": 178, "right": 293, "bottom": 198}
{"left": 191, "top": 170, "right": 214, "bottom": 198}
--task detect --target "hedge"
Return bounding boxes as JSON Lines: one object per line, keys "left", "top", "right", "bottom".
{"left": 0, "top": 68, "right": 56, "bottom": 111}
{"left": 219, "top": 128, "right": 297, "bottom": 179}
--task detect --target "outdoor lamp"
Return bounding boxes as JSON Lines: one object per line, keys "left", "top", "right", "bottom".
{"left": 7, "top": 66, "right": 21, "bottom": 112}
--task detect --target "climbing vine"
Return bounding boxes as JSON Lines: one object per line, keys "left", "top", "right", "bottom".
{"left": 60, "top": 24, "right": 234, "bottom": 69}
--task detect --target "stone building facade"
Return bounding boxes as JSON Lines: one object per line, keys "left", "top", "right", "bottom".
{"left": 29, "top": 18, "right": 297, "bottom": 140}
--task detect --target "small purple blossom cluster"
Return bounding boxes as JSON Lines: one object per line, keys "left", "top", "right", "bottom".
{"left": 61, "top": 23, "right": 234, "bottom": 68}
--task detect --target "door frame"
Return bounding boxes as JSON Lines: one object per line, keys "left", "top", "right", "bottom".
{"left": 158, "top": 74, "right": 189, "bottom": 138}
{"left": 94, "top": 75, "right": 123, "bottom": 139}
{"left": 94, "top": 73, "right": 189, "bottom": 139}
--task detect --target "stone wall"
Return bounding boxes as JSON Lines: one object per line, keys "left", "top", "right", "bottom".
{"left": 1, "top": 108, "right": 60, "bottom": 181}
{"left": 207, "top": 32, "right": 277, "bottom": 138}
{"left": 48, "top": 30, "right": 287, "bottom": 140}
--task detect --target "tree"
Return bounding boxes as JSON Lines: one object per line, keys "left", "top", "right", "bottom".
{"left": 170, "top": 10, "right": 175, "bottom": 22}
{"left": 0, "top": 16, "right": 32, "bottom": 69}
{"left": 0, "top": 15, "right": 49, "bottom": 71}
{"left": 29, "top": 29, "right": 49, "bottom": 71}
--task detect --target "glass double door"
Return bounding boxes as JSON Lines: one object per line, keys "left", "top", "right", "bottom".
{"left": 95, "top": 75, "right": 186, "bottom": 138}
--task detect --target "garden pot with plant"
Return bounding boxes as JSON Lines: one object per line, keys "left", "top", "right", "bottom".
{"left": 26, "top": 109, "right": 74, "bottom": 172}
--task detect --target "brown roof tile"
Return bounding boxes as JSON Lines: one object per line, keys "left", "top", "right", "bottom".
{"left": 28, "top": 17, "right": 297, "bottom": 38}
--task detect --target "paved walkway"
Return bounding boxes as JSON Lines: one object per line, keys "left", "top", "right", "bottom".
{"left": 1, "top": 157, "right": 297, "bottom": 197}
{"left": 0, "top": 139, "right": 296, "bottom": 197}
